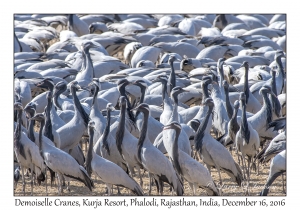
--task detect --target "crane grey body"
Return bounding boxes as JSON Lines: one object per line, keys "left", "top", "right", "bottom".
{"left": 235, "top": 93, "right": 260, "bottom": 195}
{"left": 163, "top": 122, "right": 219, "bottom": 195}
{"left": 132, "top": 103, "right": 184, "bottom": 195}
{"left": 260, "top": 150, "right": 286, "bottom": 196}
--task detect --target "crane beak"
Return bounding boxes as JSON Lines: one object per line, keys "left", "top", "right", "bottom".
{"left": 270, "top": 91, "right": 277, "bottom": 98}
{"left": 130, "top": 107, "right": 138, "bottom": 111}
{"left": 182, "top": 88, "right": 190, "bottom": 93}
{"left": 28, "top": 116, "right": 36, "bottom": 121}
{"left": 35, "top": 81, "right": 44, "bottom": 87}
{"left": 163, "top": 124, "right": 172, "bottom": 130}
{"left": 91, "top": 42, "right": 101, "bottom": 48}
{"left": 88, "top": 82, "right": 94, "bottom": 87}
{"left": 152, "top": 78, "right": 162, "bottom": 83}
{"left": 75, "top": 84, "right": 81, "bottom": 90}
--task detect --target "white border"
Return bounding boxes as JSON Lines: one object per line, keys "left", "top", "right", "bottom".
{"left": 3, "top": 0, "right": 296, "bottom": 209}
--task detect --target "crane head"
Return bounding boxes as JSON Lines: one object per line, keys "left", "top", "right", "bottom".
{"left": 70, "top": 81, "right": 81, "bottom": 90}
{"left": 203, "top": 98, "right": 214, "bottom": 107}
{"left": 240, "top": 61, "right": 249, "bottom": 70}
{"left": 152, "top": 74, "right": 168, "bottom": 83}
{"left": 14, "top": 102, "right": 23, "bottom": 111}
{"left": 163, "top": 121, "right": 182, "bottom": 133}
{"left": 233, "top": 100, "right": 240, "bottom": 109}
{"left": 106, "top": 103, "right": 115, "bottom": 111}
{"left": 132, "top": 79, "right": 148, "bottom": 89}
{"left": 35, "top": 78, "right": 54, "bottom": 89}
{"left": 118, "top": 96, "right": 127, "bottom": 107}
{"left": 131, "top": 103, "right": 150, "bottom": 113}
{"left": 239, "top": 92, "right": 246, "bottom": 101}
{"left": 45, "top": 91, "right": 53, "bottom": 100}
{"left": 24, "top": 102, "right": 37, "bottom": 118}
{"left": 171, "top": 86, "right": 189, "bottom": 98}
{"left": 88, "top": 121, "right": 95, "bottom": 129}
{"left": 222, "top": 80, "right": 229, "bottom": 89}
{"left": 117, "top": 78, "right": 130, "bottom": 89}
{"left": 29, "top": 113, "right": 45, "bottom": 122}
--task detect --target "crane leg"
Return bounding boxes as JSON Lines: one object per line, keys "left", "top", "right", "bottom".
{"left": 241, "top": 155, "right": 247, "bottom": 180}
{"left": 235, "top": 145, "right": 241, "bottom": 165}
{"left": 21, "top": 166, "right": 25, "bottom": 196}
{"left": 59, "top": 175, "right": 64, "bottom": 196}
{"left": 67, "top": 181, "right": 70, "bottom": 193}
{"left": 282, "top": 173, "right": 285, "bottom": 193}
{"left": 30, "top": 163, "right": 34, "bottom": 196}
{"left": 246, "top": 157, "right": 251, "bottom": 195}
{"left": 138, "top": 167, "right": 143, "bottom": 188}
{"left": 56, "top": 173, "right": 60, "bottom": 194}
{"left": 148, "top": 172, "right": 152, "bottom": 195}
{"left": 117, "top": 186, "right": 121, "bottom": 195}
{"left": 104, "top": 186, "right": 109, "bottom": 194}
{"left": 158, "top": 179, "right": 163, "bottom": 196}
{"left": 240, "top": 155, "right": 248, "bottom": 195}
{"left": 206, "top": 164, "right": 211, "bottom": 174}
{"left": 188, "top": 182, "right": 195, "bottom": 196}
{"left": 56, "top": 174, "right": 60, "bottom": 195}
{"left": 45, "top": 170, "right": 48, "bottom": 196}
{"left": 128, "top": 164, "right": 135, "bottom": 177}
{"left": 62, "top": 175, "right": 66, "bottom": 187}
{"left": 57, "top": 173, "right": 64, "bottom": 196}
{"left": 215, "top": 164, "right": 223, "bottom": 196}
{"left": 106, "top": 184, "right": 112, "bottom": 196}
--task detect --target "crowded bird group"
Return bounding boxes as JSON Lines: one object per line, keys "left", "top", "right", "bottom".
{"left": 14, "top": 14, "right": 286, "bottom": 196}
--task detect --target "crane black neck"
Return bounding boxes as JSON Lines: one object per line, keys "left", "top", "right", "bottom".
{"left": 38, "top": 118, "right": 45, "bottom": 160}
{"left": 168, "top": 60, "right": 176, "bottom": 92}
{"left": 171, "top": 92, "right": 179, "bottom": 106}
{"left": 224, "top": 84, "right": 233, "bottom": 119}
{"left": 161, "top": 80, "right": 168, "bottom": 102}
{"left": 194, "top": 105, "right": 213, "bottom": 153}
{"left": 172, "top": 125, "right": 182, "bottom": 175}
{"left": 137, "top": 110, "right": 149, "bottom": 164}
{"left": 102, "top": 108, "right": 111, "bottom": 156}
{"left": 14, "top": 109, "right": 26, "bottom": 160}
{"left": 25, "top": 109, "right": 36, "bottom": 143}
{"left": 271, "top": 71, "right": 277, "bottom": 96}
{"left": 116, "top": 102, "right": 126, "bottom": 157}
{"left": 243, "top": 67, "right": 249, "bottom": 104}
{"left": 14, "top": 32, "right": 23, "bottom": 52}
{"left": 44, "top": 96, "right": 54, "bottom": 142}
{"left": 139, "top": 85, "right": 146, "bottom": 104}
{"left": 86, "top": 126, "right": 94, "bottom": 177}
{"left": 262, "top": 91, "right": 273, "bottom": 127}
{"left": 68, "top": 15, "right": 73, "bottom": 31}
{"left": 92, "top": 84, "right": 99, "bottom": 106}
{"left": 201, "top": 81, "right": 210, "bottom": 102}
{"left": 71, "top": 85, "right": 89, "bottom": 127}
{"left": 83, "top": 47, "right": 95, "bottom": 78}
{"left": 241, "top": 99, "right": 250, "bottom": 144}
{"left": 134, "top": 85, "right": 146, "bottom": 121}
{"left": 53, "top": 88, "right": 64, "bottom": 110}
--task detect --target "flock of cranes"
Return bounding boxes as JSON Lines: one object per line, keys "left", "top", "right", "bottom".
{"left": 14, "top": 14, "right": 286, "bottom": 196}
